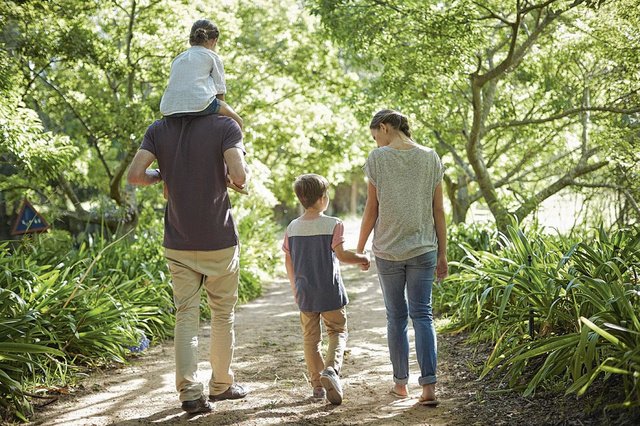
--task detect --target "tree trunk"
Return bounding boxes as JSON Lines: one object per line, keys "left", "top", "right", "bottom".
{"left": 468, "top": 76, "right": 511, "bottom": 232}
{"left": 350, "top": 178, "right": 358, "bottom": 216}
{"left": 444, "top": 173, "right": 471, "bottom": 224}
{"left": 0, "top": 191, "right": 9, "bottom": 240}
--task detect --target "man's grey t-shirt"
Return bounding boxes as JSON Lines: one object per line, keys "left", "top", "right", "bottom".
{"left": 364, "top": 145, "right": 444, "bottom": 261}
{"left": 140, "top": 115, "right": 244, "bottom": 250}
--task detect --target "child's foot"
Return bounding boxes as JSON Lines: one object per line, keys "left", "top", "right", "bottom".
{"left": 312, "top": 387, "right": 326, "bottom": 400}
{"left": 226, "top": 181, "right": 248, "bottom": 195}
{"left": 320, "top": 367, "right": 343, "bottom": 405}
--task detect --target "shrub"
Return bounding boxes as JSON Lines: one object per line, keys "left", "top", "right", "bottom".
{"left": 441, "top": 225, "right": 640, "bottom": 408}
{"left": 0, "top": 227, "right": 174, "bottom": 421}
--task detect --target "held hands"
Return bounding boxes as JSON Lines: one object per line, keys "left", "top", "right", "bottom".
{"left": 359, "top": 250, "right": 371, "bottom": 272}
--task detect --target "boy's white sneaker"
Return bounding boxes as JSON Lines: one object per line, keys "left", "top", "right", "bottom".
{"left": 320, "top": 367, "right": 343, "bottom": 405}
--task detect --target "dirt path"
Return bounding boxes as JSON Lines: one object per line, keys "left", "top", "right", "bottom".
{"left": 29, "top": 219, "right": 637, "bottom": 425}
{"left": 30, "top": 220, "right": 466, "bottom": 426}
{"left": 30, "top": 268, "right": 465, "bottom": 426}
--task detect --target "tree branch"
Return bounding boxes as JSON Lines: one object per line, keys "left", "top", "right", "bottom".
{"left": 473, "top": 1, "right": 513, "bottom": 25}
{"left": 22, "top": 60, "right": 56, "bottom": 100}
{"left": 58, "top": 175, "right": 86, "bottom": 214}
{"left": 520, "top": 0, "right": 558, "bottom": 14}
{"left": 514, "top": 159, "right": 609, "bottom": 221}
{"left": 125, "top": 0, "right": 137, "bottom": 99}
{"left": 475, "top": 6, "right": 521, "bottom": 84}
{"left": 504, "top": 145, "right": 580, "bottom": 187}
{"left": 433, "top": 130, "right": 476, "bottom": 180}
{"left": 485, "top": 105, "right": 640, "bottom": 131}
{"left": 570, "top": 181, "right": 640, "bottom": 218}
{"left": 35, "top": 74, "right": 113, "bottom": 181}
{"left": 109, "top": 147, "right": 137, "bottom": 206}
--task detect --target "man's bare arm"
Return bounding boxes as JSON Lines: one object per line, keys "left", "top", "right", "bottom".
{"left": 223, "top": 147, "right": 249, "bottom": 188}
{"left": 127, "top": 150, "right": 161, "bottom": 186}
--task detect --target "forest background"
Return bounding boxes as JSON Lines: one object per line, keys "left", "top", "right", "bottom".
{"left": 0, "top": 0, "right": 639, "bottom": 422}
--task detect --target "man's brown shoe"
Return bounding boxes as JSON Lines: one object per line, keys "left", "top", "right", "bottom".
{"left": 209, "top": 384, "right": 248, "bottom": 401}
{"left": 181, "top": 395, "right": 212, "bottom": 414}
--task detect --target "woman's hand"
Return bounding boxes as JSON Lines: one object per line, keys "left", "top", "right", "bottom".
{"left": 360, "top": 251, "right": 371, "bottom": 272}
{"left": 436, "top": 255, "right": 448, "bottom": 282}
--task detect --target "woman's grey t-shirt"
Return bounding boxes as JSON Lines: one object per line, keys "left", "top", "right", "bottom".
{"left": 364, "top": 145, "right": 444, "bottom": 261}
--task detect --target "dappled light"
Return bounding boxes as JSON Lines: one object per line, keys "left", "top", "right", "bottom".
{"left": 1, "top": 0, "right": 639, "bottom": 424}
{"left": 34, "top": 252, "right": 450, "bottom": 425}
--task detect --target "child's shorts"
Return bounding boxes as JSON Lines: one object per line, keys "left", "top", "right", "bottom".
{"left": 164, "top": 98, "right": 220, "bottom": 118}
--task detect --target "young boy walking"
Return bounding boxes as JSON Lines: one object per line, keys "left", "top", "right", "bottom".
{"left": 282, "top": 174, "right": 370, "bottom": 405}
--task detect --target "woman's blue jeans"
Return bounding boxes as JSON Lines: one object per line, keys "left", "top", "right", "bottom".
{"left": 375, "top": 250, "right": 437, "bottom": 386}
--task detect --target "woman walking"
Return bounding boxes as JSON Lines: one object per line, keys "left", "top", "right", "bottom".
{"left": 356, "top": 109, "right": 448, "bottom": 405}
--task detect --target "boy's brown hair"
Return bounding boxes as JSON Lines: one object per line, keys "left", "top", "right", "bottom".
{"left": 294, "top": 174, "right": 328, "bottom": 209}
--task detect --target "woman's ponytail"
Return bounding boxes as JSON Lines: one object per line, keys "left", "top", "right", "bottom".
{"left": 369, "top": 109, "right": 412, "bottom": 138}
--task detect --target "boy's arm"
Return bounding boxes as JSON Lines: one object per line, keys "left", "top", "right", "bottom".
{"left": 284, "top": 253, "right": 297, "bottom": 300}
{"left": 334, "top": 243, "right": 370, "bottom": 267}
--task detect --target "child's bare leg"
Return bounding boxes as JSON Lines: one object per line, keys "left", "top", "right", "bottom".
{"left": 217, "top": 100, "right": 243, "bottom": 129}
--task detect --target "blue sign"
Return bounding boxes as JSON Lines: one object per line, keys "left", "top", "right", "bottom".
{"left": 11, "top": 199, "right": 49, "bottom": 235}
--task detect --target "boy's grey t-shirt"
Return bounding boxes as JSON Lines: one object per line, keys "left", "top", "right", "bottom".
{"left": 364, "top": 145, "right": 444, "bottom": 261}
{"left": 283, "top": 215, "right": 348, "bottom": 313}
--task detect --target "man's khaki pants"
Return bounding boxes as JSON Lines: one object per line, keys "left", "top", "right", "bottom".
{"left": 165, "top": 246, "right": 239, "bottom": 402}
{"left": 300, "top": 308, "right": 348, "bottom": 389}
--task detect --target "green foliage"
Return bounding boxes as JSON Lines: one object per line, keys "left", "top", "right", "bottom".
{"left": 0, "top": 196, "right": 279, "bottom": 422}
{"left": 0, "top": 100, "right": 78, "bottom": 185}
{"left": 0, "top": 228, "right": 174, "bottom": 421}
{"left": 307, "top": 0, "right": 640, "bottom": 227}
{"left": 228, "top": 162, "right": 280, "bottom": 303}
{"left": 447, "top": 221, "right": 500, "bottom": 263}
{"left": 441, "top": 225, "right": 640, "bottom": 408}
{"left": 1, "top": 0, "right": 370, "bottom": 228}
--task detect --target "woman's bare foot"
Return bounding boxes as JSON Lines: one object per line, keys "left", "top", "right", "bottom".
{"left": 391, "top": 384, "right": 408, "bottom": 397}
{"left": 421, "top": 383, "right": 436, "bottom": 401}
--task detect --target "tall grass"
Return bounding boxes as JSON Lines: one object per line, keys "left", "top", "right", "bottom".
{"left": 439, "top": 225, "right": 640, "bottom": 408}
{"left": 0, "top": 227, "right": 174, "bottom": 421}
{"left": 1, "top": 196, "right": 280, "bottom": 422}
